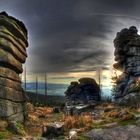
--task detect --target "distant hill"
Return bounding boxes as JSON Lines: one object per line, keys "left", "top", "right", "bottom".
{"left": 26, "top": 91, "right": 65, "bottom": 105}
{"left": 22, "top": 82, "right": 112, "bottom": 97}
{"left": 22, "top": 82, "right": 69, "bottom": 96}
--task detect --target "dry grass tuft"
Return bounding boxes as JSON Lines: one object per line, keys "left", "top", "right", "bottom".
{"left": 105, "top": 110, "right": 120, "bottom": 118}
{"left": 63, "top": 113, "right": 92, "bottom": 131}
{"left": 136, "top": 105, "right": 140, "bottom": 112}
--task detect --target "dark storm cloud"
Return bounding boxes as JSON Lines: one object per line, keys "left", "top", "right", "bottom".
{"left": 1, "top": 0, "right": 140, "bottom": 73}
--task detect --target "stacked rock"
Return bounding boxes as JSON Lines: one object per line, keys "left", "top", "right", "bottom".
{"left": 65, "top": 78, "right": 100, "bottom": 106}
{"left": 113, "top": 26, "right": 140, "bottom": 103}
{"left": 0, "top": 12, "right": 28, "bottom": 121}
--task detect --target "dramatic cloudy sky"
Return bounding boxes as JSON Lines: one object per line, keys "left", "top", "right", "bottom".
{"left": 0, "top": 0, "right": 140, "bottom": 86}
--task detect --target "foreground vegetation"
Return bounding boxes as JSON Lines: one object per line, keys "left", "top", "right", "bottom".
{"left": 1, "top": 102, "right": 140, "bottom": 139}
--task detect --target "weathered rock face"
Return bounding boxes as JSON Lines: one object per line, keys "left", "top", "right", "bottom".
{"left": 0, "top": 11, "right": 28, "bottom": 121}
{"left": 86, "top": 125, "right": 140, "bottom": 140}
{"left": 65, "top": 78, "right": 100, "bottom": 114}
{"left": 113, "top": 26, "right": 140, "bottom": 105}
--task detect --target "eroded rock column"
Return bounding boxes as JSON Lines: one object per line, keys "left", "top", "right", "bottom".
{"left": 0, "top": 11, "right": 28, "bottom": 121}
{"left": 113, "top": 26, "right": 140, "bottom": 105}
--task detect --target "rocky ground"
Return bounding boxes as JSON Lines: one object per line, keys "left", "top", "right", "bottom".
{"left": 1, "top": 102, "right": 140, "bottom": 139}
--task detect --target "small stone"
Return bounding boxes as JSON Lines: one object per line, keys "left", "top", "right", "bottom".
{"left": 41, "top": 122, "right": 64, "bottom": 138}
{"left": 68, "top": 129, "right": 78, "bottom": 139}
{"left": 53, "top": 107, "right": 60, "bottom": 113}
{"left": 134, "top": 114, "right": 140, "bottom": 119}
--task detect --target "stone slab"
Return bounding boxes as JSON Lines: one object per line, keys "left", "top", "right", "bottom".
{"left": 0, "top": 85, "right": 25, "bottom": 102}
{"left": 0, "top": 67, "right": 20, "bottom": 82}
{"left": 0, "top": 16, "right": 27, "bottom": 44}
{"left": 0, "top": 38, "right": 26, "bottom": 63}
{"left": 0, "top": 76, "right": 22, "bottom": 91}
{"left": 0, "top": 26, "right": 27, "bottom": 54}
{"left": 0, "top": 48, "right": 22, "bottom": 73}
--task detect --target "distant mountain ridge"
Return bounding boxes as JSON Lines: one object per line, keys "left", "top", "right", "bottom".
{"left": 22, "top": 82, "right": 69, "bottom": 96}
{"left": 22, "top": 82, "right": 112, "bottom": 97}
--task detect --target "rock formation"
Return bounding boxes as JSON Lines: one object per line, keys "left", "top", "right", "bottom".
{"left": 86, "top": 125, "right": 140, "bottom": 140}
{"left": 65, "top": 78, "right": 100, "bottom": 114}
{"left": 113, "top": 26, "right": 140, "bottom": 105}
{"left": 0, "top": 11, "right": 28, "bottom": 121}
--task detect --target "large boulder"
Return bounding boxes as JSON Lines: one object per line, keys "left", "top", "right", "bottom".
{"left": 86, "top": 125, "right": 140, "bottom": 140}
{"left": 65, "top": 78, "right": 100, "bottom": 114}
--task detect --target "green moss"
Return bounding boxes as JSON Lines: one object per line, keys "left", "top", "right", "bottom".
{"left": 14, "top": 122, "right": 26, "bottom": 136}
{"left": 7, "top": 122, "right": 26, "bottom": 136}
{"left": 118, "top": 118, "right": 137, "bottom": 126}
{"left": 92, "top": 122, "right": 103, "bottom": 129}
{"left": 0, "top": 49, "right": 6, "bottom": 56}
{"left": 92, "top": 120, "right": 109, "bottom": 129}
{"left": 57, "top": 135, "right": 66, "bottom": 140}
{"left": 0, "top": 131, "right": 12, "bottom": 139}
{"left": 77, "top": 134, "right": 90, "bottom": 140}
{"left": 91, "top": 112, "right": 137, "bottom": 129}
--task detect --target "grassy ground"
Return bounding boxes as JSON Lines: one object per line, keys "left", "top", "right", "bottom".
{"left": 0, "top": 130, "right": 12, "bottom": 139}
{"left": 1, "top": 102, "right": 140, "bottom": 139}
